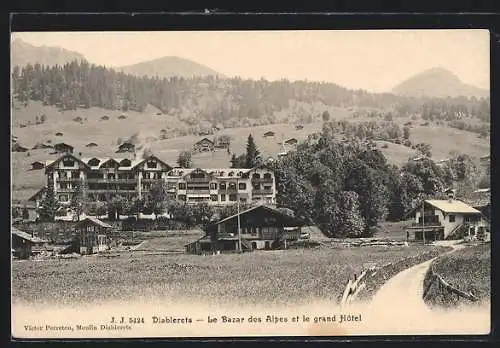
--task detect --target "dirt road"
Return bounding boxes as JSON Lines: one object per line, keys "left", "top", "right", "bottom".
{"left": 360, "top": 241, "right": 489, "bottom": 335}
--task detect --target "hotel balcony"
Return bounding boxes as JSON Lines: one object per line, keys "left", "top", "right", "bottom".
{"left": 409, "top": 221, "right": 443, "bottom": 228}
{"left": 252, "top": 189, "right": 274, "bottom": 195}
{"left": 186, "top": 189, "right": 210, "bottom": 194}
{"left": 57, "top": 177, "right": 82, "bottom": 182}
{"left": 251, "top": 178, "right": 274, "bottom": 184}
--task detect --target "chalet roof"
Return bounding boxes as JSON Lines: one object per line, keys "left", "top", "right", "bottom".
{"left": 12, "top": 227, "right": 46, "bottom": 243}
{"left": 264, "top": 131, "right": 275, "bottom": 135}
{"left": 285, "top": 138, "right": 298, "bottom": 143}
{"left": 195, "top": 137, "right": 214, "bottom": 145}
{"left": 425, "top": 200, "right": 481, "bottom": 214}
{"left": 118, "top": 142, "right": 135, "bottom": 148}
{"left": 206, "top": 204, "right": 305, "bottom": 229}
{"left": 54, "top": 142, "right": 73, "bottom": 148}
{"left": 45, "top": 154, "right": 89, "bottom": 170}
{"left": 75, "top": 216, "right": 112, "bottom": 228}
{"left": 85, "top": 142, "right": 98, "bottom": 147}
{"left": 31, "top": 161, "right": 44, "bottom": 165}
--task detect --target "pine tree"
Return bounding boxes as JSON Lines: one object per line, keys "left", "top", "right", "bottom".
{"left": 69, "top": 181, "right": 85, "bottom": 221}
{"left": 245, "top": 134, "right": 261, "bottom": 168}
{"left": 39, "top": 185, "right": 61, "bottom": 222}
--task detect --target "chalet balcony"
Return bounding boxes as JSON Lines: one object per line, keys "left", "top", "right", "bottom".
{"left": 187, "top": 178, "right": 211, "bottom": 184}
{"left": 141, "top": 178, "right": 163, "bottom": 183}
{"left": 251, "top": 178, "right": 274, "bottom": 184}
{"left": 409, "top": 221, "right": 443, "bottom": 228}
{"left": 87, "top": 178, "right": 137, "bottom": 184}
{"left": 56, "top": 188, "right": 76, "bottom": 193}
{"left": 187, "top": 189, "right": 210, "bottom": 194}
{"left": 57, "top": 177, "right": 82, "bottom": 182}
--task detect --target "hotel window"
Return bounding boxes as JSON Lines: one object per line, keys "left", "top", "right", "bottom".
{"left": 240, "top": 197, "right": 247, "bottom": 203}
{"left": 59, "top": 194, "right": 69, "bottom": 202}
{"left": 228, "top": 171, "right": 234, "bottom": 177}
{"left": 239, "top": 183, "right": 247, "bottom": 190}
{"left": 220, "top": 194, "right": 226, "bottom": 202}
{"left": 178, "top": 182, "right": 186, "bottom": 190}
{"left": 449, "top": 215, "right": 456, "bottom": 223}
{"left": 229, "top": 194, "right": 237, "bottom": 201}
{"left": 252, "top": 173, "right": 260, "bottom": 179}
{"left": 263, "top": 173, "right": 272, "bottom": 180}
{"left": 178, "top": 195, "right": 186, "bottom": 201}
{"left": 229, "top": 182, "right": 237, "bottom": 190}
{"left": 60, "top": 183, "right": 68, "bottom": 189}
{"left": 264, "top": 185, "right": 272, "bottom": 191}
{"left": 219, "top": 182, "right": 226, "bottom": 190}
{"left": 209, "top": 182, "right": 217, "bottom": 190}
{"left": 210, "top": 195, "right": 218, "bottom": 202}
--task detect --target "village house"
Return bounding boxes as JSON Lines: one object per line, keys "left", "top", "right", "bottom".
{"left": 116, "top": 142, "right": 135, "bottom": 153}
{"left": 32, "top": 142, "right": 53, "bottom": 150}
{"left": 11, "top": 227, "right": 46, "bottom": 259}
{"left": 285, "top": 138, "right": 298, "bottom": 146}
{"left": 295, "top": 125, "right": 304, "bottom": 130}
{"left": 55, "top": 132, "right": 64, "bottom": 136}
{"left": 406, "top": 198, "right": 490, "bottom": 241}
{"left": 193, "top": 137, "right": 215, "bottom": 152}
{"left": 185, "top": 205, "right": 305, "bottom": 254}
{"left": 75, "top": 216, "right": 113, "bottom": 255}
{"left": 53, "top": 142, "right": 74, "bottom": 154}
{"left": 30, "top": 161, "right": 45, "bottom": 170}
{"left": 86, "top": 142, "right": 98, "bottom": 148}
{"left": 263, "top": 131, "right": 275, "bottom": 138}
{"left": 215, "top": 137, "right": 230, "bottom": 149}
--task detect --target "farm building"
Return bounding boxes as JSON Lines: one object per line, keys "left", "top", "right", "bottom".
{"left": 263, "top": 131, "right": 275, "bottom": 138}
{"left": 116, "top": 142, "right": 135, "bottom": 153}
{"left": 285, "top": 138, "right": 298, "bottom": 145}
{"left": 53, "top": 142, "right": 74, "bottom": 154}
{"left": 215, "top": 137, "right": 230, "bottom": 149}
{"left": 86, "top": 142, "right": 98, "bottom": 148}
{"left": 460, "top": 188, "right": 491, "bottom": 221}
{"left": 32, "top": 142, "right": 53, "bottom": 150}
{"left": 405, "top": 199, "right": 490, "bottom": 241}
{"left": 193, "top": 138, "right": 215, "bottom": 152}
{"left": 30, "top": 161, "right": 45, "bottom": 170}
{"left": 75, "top": 217, "right": 113, "bottom": 255}
{"left": 12, "top": 143, "right": 29, "bottom": 152}
{"left": 12, "top": 227, "right": 46, "bottom": 259}
{"left": 185, "top": 205, "right": 305, "bottom": 255}
{"left": 295, "top": 125, "right": 304, "bottom": 130}
{"left": 55, "top": 132, "right": 64, "bottom": 136}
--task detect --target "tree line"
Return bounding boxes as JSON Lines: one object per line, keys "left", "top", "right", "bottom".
{"left": 12, "top": 60, "right": 490, "bottom": 132}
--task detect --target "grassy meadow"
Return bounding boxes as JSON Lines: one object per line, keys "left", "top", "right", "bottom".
{"left": 11, "top": 236, "right": 446, "bottom": 307}
{"left": 11, "top": 101, "right": 489, "bottom": 202}
{"left": 423, "top": 243, "right": 491, "bottom": 308}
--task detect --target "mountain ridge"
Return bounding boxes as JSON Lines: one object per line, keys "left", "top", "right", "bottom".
{"left": 117, "top": 56, "right": 224, "bottom": 79}
{"left": 11, "top": 38, "right": 87, "bottom": 67}
{"left": 392, "top": 67, "right": 489, "bottom": 98}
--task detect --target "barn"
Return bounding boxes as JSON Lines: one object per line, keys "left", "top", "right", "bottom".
{"left": 12, "top": 227, "right": 46, "bottom": 259}
{"left": 193, "top": 138, "right": 215, "bottom": 152}
{"left": 74, "top": 217, "right": 113, "bottom": 255}
{"left": 53, "top": 142, "right": 74, "bottom": 154}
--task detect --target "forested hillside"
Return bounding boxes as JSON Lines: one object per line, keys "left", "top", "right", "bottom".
{"left": 11, "top": 60, "right": 490, "bottom": 134}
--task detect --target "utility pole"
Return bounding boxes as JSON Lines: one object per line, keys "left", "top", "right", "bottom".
{"left": 237, "top": 177, "right": 242, "bottom": 253}
{"left": 422, "top": 200, "right": 426, "bottom": 244}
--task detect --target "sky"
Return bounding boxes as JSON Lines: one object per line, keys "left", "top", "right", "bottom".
{"left": 12, "top": 30, "right": 490, "bottom": 93}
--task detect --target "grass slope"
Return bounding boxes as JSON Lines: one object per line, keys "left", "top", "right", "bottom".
{"left": 11, "top": 102, "right": 489, "bottom": 201}
{"left": 423, "top": 243, "right": 491, "bottom": 308}
{"left": 12, "top": 243, "right": 443, "bottom": 307}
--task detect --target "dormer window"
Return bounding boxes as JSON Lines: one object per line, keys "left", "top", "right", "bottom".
{"left": 228, "top": 171, "right": 234, "bottom": 177}
{"left": 147, "top": 160, "right": 157, "bottom": 169}
{"left": 120, "top": 159, "right": 131, "bottom": 167}
{"left": 88, "top": 158, "right": 100, "bottom": 167}
{"left": 252, "top": 173, "right": 261, "bottom": 179}
{"left": 62, "top": 158, "right": 75, "bottom": 167}
{"left": 219, "top": 171, "right": 225, "bottom": 177}
{"left": 237, "top": 171, "right": 243, "bottom": 177}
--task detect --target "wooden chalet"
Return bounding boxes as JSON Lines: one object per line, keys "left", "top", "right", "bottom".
{"left": 285, "top": 138, "right": 298, "bottom": 145}
{"left": 116, "top": 142, "right": 135, "bottom": 153}
{"left": 32, "top": 142, "right": 53, "bottom": 150}
{"left": 193, "top": 137, "right": 215, "bottom": 152}
{"left": 12, "top": 143, "right": 29, "bottom": 152}
{"left": 86, "top": 142, "right": 98, "bottom": 148}
{"left": 185, "top": 205, "right": 305, "bottom": 255}
{"left": 54, "top": 142, "right": 74, "bottom": 154}
{"left": 30, "top": 161, "right": 45, "bottom": 170}
{"left": 74, "top": 217, "right": 113, "bottom": 255}
{"left": 12, "top": 227, "right": 46, "bottom": 259}
{"left": 263, "top": 131, "right": 275, "bottom": 138}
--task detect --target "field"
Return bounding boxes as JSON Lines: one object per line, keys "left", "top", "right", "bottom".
{"left": 12, "top": 238, "right": 446, "bottom": 307}
{"left": 423, "top": 243, "right": 491, "bottom": 308}
{"left": 11, "top": 102, "right": 489, "bottom": 202}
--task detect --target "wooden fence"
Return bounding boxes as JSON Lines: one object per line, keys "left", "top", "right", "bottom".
{"left": 423, "top": 263, "right": 479, "bottom": 303}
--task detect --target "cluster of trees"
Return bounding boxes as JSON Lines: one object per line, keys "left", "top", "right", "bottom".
{"left": 12, "top": 61, "right": 489, "bottom": 135}
{"left": 230, "top": 134, "right": 262, "bottom": 169}
{"left": 266, "top": 130, "right": 485, "bottom": 238}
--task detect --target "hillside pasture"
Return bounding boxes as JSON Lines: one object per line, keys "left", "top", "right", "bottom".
{"left": 11, "top": 102, "right": 490, "bottom": 201}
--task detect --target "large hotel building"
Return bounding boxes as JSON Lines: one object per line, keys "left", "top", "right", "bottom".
{"left": 38, "top": 153, "right": 276, "bottom": 210}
